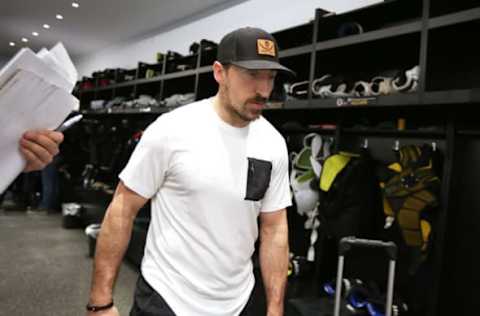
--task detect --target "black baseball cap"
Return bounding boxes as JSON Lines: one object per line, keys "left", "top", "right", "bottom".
{"left": 217, "top": 27, "right": 295, "bottom": 76}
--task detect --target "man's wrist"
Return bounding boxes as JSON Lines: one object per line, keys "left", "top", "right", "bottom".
{"left": 88, "top": 297, "right": 113, "bottom": 306}
{"left": 86, "top": 300, "right": 114, "bottom": 312}
{"left": 89, "top": 292, "right": 113, "bottom": 306}
{"left": 266, "top": 303, "right": 284, "bottom": 316}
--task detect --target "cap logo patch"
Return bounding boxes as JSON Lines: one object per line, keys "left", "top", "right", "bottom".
{"left": 257, "top": 39, "right": 276, "bottom": 57}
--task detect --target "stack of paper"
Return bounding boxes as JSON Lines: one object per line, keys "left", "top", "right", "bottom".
{"left": 0, "top": 42, "right": 79, "bottom": 193}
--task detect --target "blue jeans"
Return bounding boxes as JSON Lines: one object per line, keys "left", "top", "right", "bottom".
{"left": 39, "top": 157, "right": 59, "bottom": 210}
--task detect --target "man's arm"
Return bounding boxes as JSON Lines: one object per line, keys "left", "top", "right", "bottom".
{"left": 20, "top": 129, "right": 64, "bottom": 172}
{"left": 259, "top": 208, "right": 289, "bottom": 316}
{"left": 87, "top": 181, "right": 148, "bottom": 315}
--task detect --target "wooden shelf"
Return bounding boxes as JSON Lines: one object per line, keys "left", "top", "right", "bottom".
{"left": 80, "top": 89, "right": 480, "bottom": 116}
{"left": 162, "top": 68, "right": 197, "bottom": 80}
{"left": 280, "top": 126, "right": 336, "bottom": 135}
{"left": 423, "top": 89, "right": 480, "bottom": 104}
{"left": 79, "top": 69, "right": 201, "bottom": 93}
{"left": 78, "top": 19, "right": 426, "bottom": 97}
{"left": 342, "top": 127, "right": 445, "bottom": 138}
{"left": 305, "top": 93, "right": 421, "bottom": 109}
{"left": 314, "top": 20, "right": 422, "bottom": 52}
{"left": 429, "top": 7, "right": 480, "bottom": 30}
{"left": 279, "top": 45, "right": 311, "bottom": 58}
{"left": 113, "top": 81, "right": 137, "bottom": 88}
{"left": 282, "top": 90, "right": 480, "bottom": 110}
{"left": 282, "top": 99, "right": 310, "bottom": 109}
{"left": 81, "top": 107, "right": 170, "bottom": 115}
{"left": 457, "top": 130, "right": 480, "bottom": 137}
{"left": 198, "top": 65, "right": 213, "bottom": 74}
{"left": 135, "top": 77, "right": 162, "bottom": 85}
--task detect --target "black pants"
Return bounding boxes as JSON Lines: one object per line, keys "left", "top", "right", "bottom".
{"left": 130, "top": 274, "right": 256, "bottom": 316}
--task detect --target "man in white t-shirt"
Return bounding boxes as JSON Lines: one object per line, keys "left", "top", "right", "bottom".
{"left": 86, "top": 27, "right": 294, "bottom": 316}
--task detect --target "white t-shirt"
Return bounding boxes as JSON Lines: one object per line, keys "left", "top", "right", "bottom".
{"left": 119, "top": 97, "right": 291, "bottom": 315}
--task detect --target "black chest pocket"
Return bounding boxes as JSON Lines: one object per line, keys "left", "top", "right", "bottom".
{"left": 245, "top": 157, "right": 272, "bottom": 201}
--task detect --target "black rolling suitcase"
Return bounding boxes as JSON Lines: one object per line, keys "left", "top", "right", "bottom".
{"left": 334, "top": 237, "right": 398, "bottom": 316}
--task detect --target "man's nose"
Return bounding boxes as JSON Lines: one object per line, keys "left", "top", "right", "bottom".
{"left": 255, "top": 78, "right": 273, "bottom": 98}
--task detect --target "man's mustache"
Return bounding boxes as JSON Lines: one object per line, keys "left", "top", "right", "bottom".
{"left": 247, "top": 95, "right": 268, "bottom": 105}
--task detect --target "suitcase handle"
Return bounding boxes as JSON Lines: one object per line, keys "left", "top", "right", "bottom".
{"left": 335, "top": 237, "right": 398, "bottom": 316}
{"left": 339, "top": 236, "right": 397, "bottom": 260}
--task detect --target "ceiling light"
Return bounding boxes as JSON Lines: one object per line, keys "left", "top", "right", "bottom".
{"left": 21, "top": 38, "right": 29, "bottom": 43}
{"left": 72, "top": 2, "right": 79, "bottom": 8}
{"left": 43, "top": 24, "right": 50, "bottom": 29}
{"left": 9, "top": 42, "right": 15, "bottom": 47}
{"left": 56, "top": 14, "right": 64, "bottom": 20}
{"left": 32, "top": 32, "right": 39, "bottom": 37}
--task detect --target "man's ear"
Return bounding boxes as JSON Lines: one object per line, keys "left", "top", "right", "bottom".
{"left": 213, "top": 61, "right": 226, "bottom": 85}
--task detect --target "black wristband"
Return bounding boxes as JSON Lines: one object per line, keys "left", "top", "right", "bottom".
{"left": 86, "top": 301, "right": 114, "bottom": 312}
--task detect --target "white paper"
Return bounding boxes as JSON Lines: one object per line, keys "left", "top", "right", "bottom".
{"left": 0, "top": 43, "right": 79, "bottom": 193}
{"left": 0, "top": 48, "right": 69, "bottom": 92}
{"left": 49, "top": 43, "right": 78, "bottom": 88}
{"left": 37, "top": 48, "right": 71, "bottom": 88}
{"left": 37, "top": 43, "right": 78, "bottom": 92}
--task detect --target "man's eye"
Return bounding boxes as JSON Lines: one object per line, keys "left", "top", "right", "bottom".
{"left": 243, "top": 70, "right": 276, "bottom": 80}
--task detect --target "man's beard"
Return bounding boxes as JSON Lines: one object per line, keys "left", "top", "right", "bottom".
{"left": 222, "top": 85, "right": 267, "bottom": 123}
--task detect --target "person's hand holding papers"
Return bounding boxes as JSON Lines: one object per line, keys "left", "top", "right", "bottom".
{"left": 0, "top": 42, "right": 78, "bottom": 193}
{"left": 20, "top": 130, "right": 64, "bottom": 172}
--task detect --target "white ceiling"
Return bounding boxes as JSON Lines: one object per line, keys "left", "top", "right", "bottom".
{"left": 0, "top": 0, "right": 243, "bottom": 60}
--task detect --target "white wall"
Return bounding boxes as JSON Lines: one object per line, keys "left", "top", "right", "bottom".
{"left": 75, "top": 0, "right": 381, "bottom": 78}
